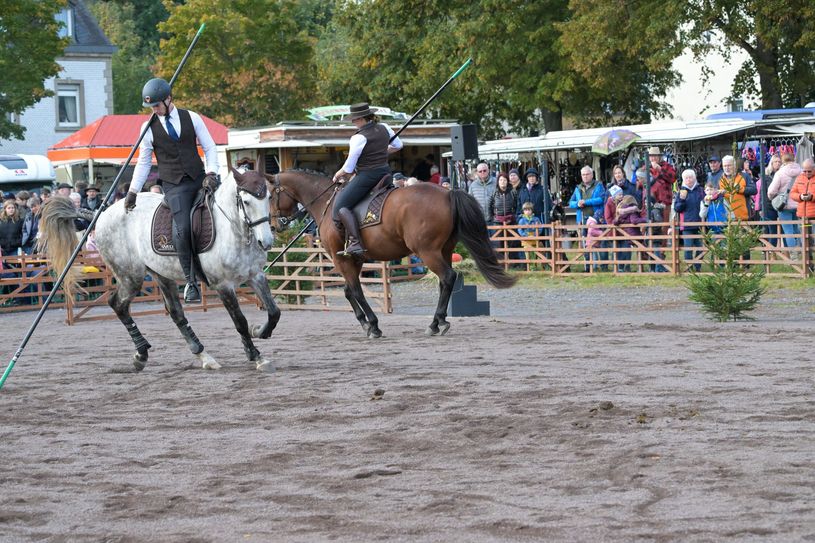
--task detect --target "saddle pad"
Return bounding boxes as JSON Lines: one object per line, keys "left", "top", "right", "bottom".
{"left": 352, "top": 185, "right": 395, "bottom": 229}
{"left": 151, "top": 195, "right": 216, "bottom": 256}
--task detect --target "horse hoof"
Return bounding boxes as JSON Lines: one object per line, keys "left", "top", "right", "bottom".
{"left": 132, "top": 352, "right": 147, "bottom": 371}
{"left": 367, "top": 328, "right": 382, "bottom": 339}
{"left": 439, "top": 322, "right": 451, "bottom": 336}
{"left": 256, "top": 359, "right": 275, "bottom": 373}
{"left": 425, "top": 326, "right": 438, "bottom": 336}
{"left": 198, "top": 352, "right": 221, "bottom": 370}
{"left": 251, "top": 324, "right": 262, "bottom": 338}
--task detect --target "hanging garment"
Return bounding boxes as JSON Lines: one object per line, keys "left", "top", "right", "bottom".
{"left": 796, "top": 136, "right": 814, "bottom": 166}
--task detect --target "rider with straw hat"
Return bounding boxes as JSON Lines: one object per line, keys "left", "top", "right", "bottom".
{"left": 126, "top": 77, "right": 220, "bottom": 304}
{"left": 331, "top": 103, "right": 403, "bottom": 256}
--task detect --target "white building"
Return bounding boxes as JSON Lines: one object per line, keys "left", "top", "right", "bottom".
{"left": 0, "top": 0, "right": 116, "bottom": 156}
{"left": 662, "top": 40, "right": 755, "bottom": 121}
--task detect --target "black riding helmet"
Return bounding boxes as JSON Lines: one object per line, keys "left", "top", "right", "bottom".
{"left": 142, "top": 78, "right": 171, "bottom": 107}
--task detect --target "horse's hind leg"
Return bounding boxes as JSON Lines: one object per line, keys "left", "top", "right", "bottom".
{"left": 217, "top": 286, "right": 273, "bottom": 372}
{"left": 109, "top": 275, "right": 151, "bottom": 371}
{"left": 155, "top": 275, "right": 220, "bottom": 370}
{"left": 247, "top": 272, "right": 281, "bottom": 339}
{"left": 420, "top": 251, "right": 457, "bottom": 336}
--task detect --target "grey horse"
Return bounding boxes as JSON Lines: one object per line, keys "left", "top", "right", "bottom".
{"left": 40, "top": 167, "right": 280, "bottom": 372}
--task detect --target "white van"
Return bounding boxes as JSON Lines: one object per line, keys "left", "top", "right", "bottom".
{"left": 0, "top": 154, "right": 56, "bottom": 197}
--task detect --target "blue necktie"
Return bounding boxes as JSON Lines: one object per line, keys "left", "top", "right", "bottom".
{"left": 165, "top": 116, "right": 180, "bottom": 141}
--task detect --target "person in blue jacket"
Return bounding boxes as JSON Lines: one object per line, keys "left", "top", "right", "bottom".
{"left": 673, "top": 169, "right": 706, "bottom": 271}
{"left": 569, "top": 166, "right": 606, "bottom": 224}
{"left": 516, "top": 167, "right": 551, "bottom": 223}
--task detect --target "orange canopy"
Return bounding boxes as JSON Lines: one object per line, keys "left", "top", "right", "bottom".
{"left": 47, "top": 114, "right": 228, "bottom": 165}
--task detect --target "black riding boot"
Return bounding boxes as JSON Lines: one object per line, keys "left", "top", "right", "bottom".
{"left": 336, "top": 207, "right": 366, "bottom": 257}
{"left": 175, "top": 234, "right": 200, "bottom": 304}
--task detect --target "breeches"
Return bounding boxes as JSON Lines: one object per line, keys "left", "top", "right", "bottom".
{"left": 163, "top": 175, "right": 203, "bottom": 273}
{"left": 333, "top": 166, "right": 390, "bottom": 221}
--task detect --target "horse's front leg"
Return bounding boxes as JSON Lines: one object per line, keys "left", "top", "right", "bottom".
{"left": 217, "top": 285, "right": 274, "bottom": 372}
{"left": 247, "top": 272, "right": 281, "bottom": 339}
{"left": 346, "top": 275, "right": 381, "bottom": 339}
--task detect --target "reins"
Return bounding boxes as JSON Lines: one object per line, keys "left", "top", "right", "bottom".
{"left": 212, "top": 181, "right": 270, "bottom": 245}
{"left": 270, "top": 173, "right": 339, "bottom": 228}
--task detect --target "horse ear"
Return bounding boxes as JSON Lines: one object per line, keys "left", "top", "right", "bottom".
{"left": 229, "top": 164, "right": 243, "bottom": 182}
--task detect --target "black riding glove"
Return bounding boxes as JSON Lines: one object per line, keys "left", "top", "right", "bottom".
{"left": 203, "top": 172, "right": 221, "bottom": 192}
{"left": 125, "top": 191, "right": 137, "bottom": 212}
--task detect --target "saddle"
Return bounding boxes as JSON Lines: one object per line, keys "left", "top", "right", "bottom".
{"left": 340, "top": 174, "right": 397, "bottom": 230}
{"left": 151, "top": 190, "right": 216, "bottom": 256}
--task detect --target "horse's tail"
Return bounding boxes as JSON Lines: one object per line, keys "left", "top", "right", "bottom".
{"left": 39, "top": 197, "right": 93, "bottom": 298}
{"left": 449, "top": 189, "right": 517, "bottom": 289}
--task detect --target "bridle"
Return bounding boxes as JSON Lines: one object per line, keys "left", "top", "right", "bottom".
{"left": 213, "top": 175, "right": 271, "bottom": 244}
{"left": 236, "top": 187, "right": 270, "bottom": 229}
{"left": 268, "top": 173, "right": 339, "bottom": 229}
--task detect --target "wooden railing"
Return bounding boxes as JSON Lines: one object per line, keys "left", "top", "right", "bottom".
{"left": 2, "top": 218, "right": 811, "bottom": 322}
{"left": 487, "top": 219, "right": 813, "bottom": 277}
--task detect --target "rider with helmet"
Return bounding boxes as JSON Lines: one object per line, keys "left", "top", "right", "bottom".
{"left": 127, "top": 78, "right": 220, "bottom": 303}
{"left": 331, "top": 103, "right": 403, "bottom": 256}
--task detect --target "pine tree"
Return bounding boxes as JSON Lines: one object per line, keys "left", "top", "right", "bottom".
{"left": 686, "top": 220, "right": 766, "bottom": 321}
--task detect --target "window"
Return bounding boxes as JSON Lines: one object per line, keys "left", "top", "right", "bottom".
{"left": 5, "top": 112, "right": 20, "bottom": 125}
{"left": 56, "top": 82, "right": 82, "bottom": 129}
{"left": 728, "top": 99, "right": 744, "bottom": 113}
{"left": 55, "top": 7, "right": 74, "bottom": 39}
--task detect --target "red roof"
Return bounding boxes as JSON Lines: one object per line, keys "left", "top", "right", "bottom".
{"left": 49, "top": 114, "right": 229, "bottom": 150}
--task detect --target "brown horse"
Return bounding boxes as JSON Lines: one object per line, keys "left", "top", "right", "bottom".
{"left": 267, "top": 170, "right": 516, "bottom": 337}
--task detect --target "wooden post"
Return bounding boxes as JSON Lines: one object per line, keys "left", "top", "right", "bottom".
{"left": 671, "top": 224, "right": 680, "bottom": 275}
{"left": 803, "top": 220, "right": 811, "bottom": 279}
{"left": 381, "top": 260, "right": 392, "bottom": 313}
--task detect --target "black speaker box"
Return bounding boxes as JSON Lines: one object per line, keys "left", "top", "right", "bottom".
{"left": 451, "top": 124, "right": 479, "bottom": 160}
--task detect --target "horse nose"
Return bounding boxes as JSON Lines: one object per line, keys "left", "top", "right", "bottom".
{"left": 259, "top": 232, "right": 274, "bottom": 251}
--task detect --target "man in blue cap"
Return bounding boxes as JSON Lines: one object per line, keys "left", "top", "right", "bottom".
{"left": 706, "top": 154, "right": 724, "bottom": 188}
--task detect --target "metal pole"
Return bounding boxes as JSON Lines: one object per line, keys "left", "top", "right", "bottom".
{"left": 263, "top": 219, "right": 315, "bottom": 272}
{"left": 390, "top": 58, "right": 472, "bottom": 143}
{"left": 0, "top": 23, "right": 207, "bottom": 390}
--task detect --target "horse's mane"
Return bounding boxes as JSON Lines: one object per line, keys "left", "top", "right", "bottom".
{"left": 285, "top": 168, "right": 331, "bottom": 179}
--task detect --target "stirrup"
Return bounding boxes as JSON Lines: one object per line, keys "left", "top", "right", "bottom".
{"left": 337, "top": 238, "right": 366, "bottom": 257}
{"left": 184, "top": 282, "right": 201, "bottom": 304}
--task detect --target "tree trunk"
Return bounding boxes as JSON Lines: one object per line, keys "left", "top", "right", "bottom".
{"left": 751, "top": 35, "right": 783, "bottom": 109}
{"left": 541, "top": 108, "right": 563, "bottom": 134}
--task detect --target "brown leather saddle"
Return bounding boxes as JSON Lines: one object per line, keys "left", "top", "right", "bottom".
{"left": 339, "top": 174, "right": 397, "bottom": 230}
{"left": 151, "top": 191, "right": 216, "bottom": 256}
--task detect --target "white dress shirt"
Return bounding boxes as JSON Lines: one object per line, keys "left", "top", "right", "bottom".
{"left": 341, "top": 123, "right": 402, "bottom": 174}
{"left": 130, "top": 105, "right": 219, "bottom": 192}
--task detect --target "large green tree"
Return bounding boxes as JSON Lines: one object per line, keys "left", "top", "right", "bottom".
{"left": 155, "top": 0, "right": 316, "bottom": 127}
{"left": 87, "top": 1, "right": 155, "bottom": 113}
{"left": 561, "top": 0, "right": 815, "bottom": 112}
{"left": 687, "top": 0, "right": 815, "bottom": 108}
{"left": 317, "top": 0, "right": 684, "bottom": 139}
{"left": 0, "top": 0, "right": 67, "bottom": 141}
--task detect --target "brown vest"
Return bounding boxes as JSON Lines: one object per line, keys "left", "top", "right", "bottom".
{"left": 355, "top": 122, "right": 390, "bottom": 171}
{"left": 150, "top": 108, "right": 205, "bottom": 184}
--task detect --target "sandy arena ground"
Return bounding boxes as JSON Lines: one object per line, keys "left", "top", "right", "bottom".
{"left": 1, "top": 281, "right": 814, "bottom": 542}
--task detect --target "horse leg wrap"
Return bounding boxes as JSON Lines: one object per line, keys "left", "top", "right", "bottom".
{"left": 123, "top": 318, "right": 151, "bottom": 355}
{"left": 177, "top": 318, "right": 204, "bottom": 355}
{"left": 241, "top": 336, "right": 260, "bottom": 361}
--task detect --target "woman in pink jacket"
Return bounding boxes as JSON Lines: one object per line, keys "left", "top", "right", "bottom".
{"left": 767, "top": 153, "right": 802, "bottom": 251}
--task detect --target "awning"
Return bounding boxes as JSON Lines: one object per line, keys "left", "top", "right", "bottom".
{"left": 444, "top": 119, "right": 757, "bottom": 158}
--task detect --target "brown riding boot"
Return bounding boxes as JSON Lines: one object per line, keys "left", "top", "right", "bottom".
{"left": 336, "top": 208, "right": 366, "bottom": 257}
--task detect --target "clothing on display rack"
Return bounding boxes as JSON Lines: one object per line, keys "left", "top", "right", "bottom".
{"left": 796, "top": 135, "right": 813, "bottom": 165}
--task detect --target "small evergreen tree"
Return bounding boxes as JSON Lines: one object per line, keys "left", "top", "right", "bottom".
{"left": 686, "top": 220, "right": 766, "bottom": 321}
